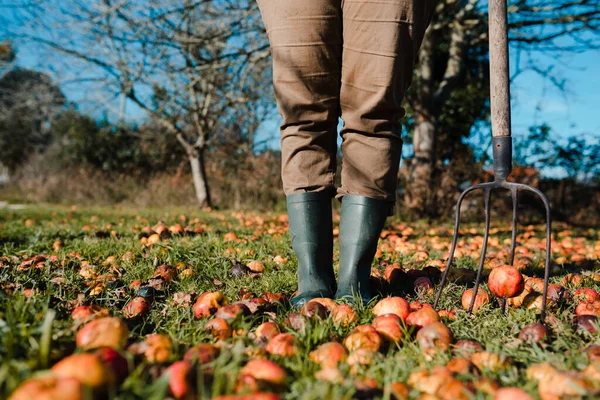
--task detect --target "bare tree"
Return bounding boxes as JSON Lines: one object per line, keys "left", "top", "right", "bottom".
{"left": 3, "top": 0, "right": 271, "bottom": 207}
{"left": 404, "top": 0, "right": 600, "bottom": 216}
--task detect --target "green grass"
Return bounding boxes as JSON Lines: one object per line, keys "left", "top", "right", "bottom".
{"left": 0, "top": 205, "right": 599, "bottom": 399}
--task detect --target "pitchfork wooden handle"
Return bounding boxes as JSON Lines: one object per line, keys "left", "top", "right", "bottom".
{"left": 489, "top": 0, "right": 511, "bottom": 138}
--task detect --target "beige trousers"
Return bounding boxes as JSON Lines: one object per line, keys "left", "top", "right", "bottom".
{"left": 257, "top": 0, "right": 436, "bottom": 212}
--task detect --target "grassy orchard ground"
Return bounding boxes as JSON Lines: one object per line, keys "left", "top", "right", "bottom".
{"left": 0, "top": 205, "right": 599, "bottom": 399}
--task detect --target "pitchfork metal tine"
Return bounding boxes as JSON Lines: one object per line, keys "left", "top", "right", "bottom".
{"left": 509, "top": 189, "right": 518, "bottom": 266}
{"left": 433, "top": 183, "right": 486, "bottom": 309}
{"left": 468, "top": 188, "right": 492, "bottom": 314}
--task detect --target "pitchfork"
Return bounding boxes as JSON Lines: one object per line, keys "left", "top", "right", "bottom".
{"left": 432, "top": 0, "right": 552, "bottom": 321}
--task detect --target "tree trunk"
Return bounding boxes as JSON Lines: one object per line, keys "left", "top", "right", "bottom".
{"left": 405, "top": 112, "right": 437, "bottom": 215}
{"left": 189, "top": 147, "right": 212, "bottom": 208}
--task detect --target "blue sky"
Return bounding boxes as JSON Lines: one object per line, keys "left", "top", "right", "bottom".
{"left": 3, "top": 4, "right": 599, "bottom": 160}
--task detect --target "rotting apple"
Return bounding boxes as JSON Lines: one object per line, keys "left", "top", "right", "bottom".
{"left": 300, "top": 302, "right": 328, "bottom": 320}
{"left": 494, "top": 388, "right": 534, "bottom": 400}
{"left": 416, "top": 322, "right": 454, "bottom": 358}
{"left": 8, "top": 376, "right": 86, "bottom": 400}
{"left": 184, "top": 343, "right": 220, "bottom": 365}
{"left": 166, "top": 360, "right": 194, "bottom": 400}
{"left": 238, "top": 359, "right": 287, "bottom": 392}
{"left": 574, "top": 288, "right": 599, "bottom": 303}
{"left": 461, "top": 288, "right": 490, "bottom": 312}
{"left": 76, "top": 317, "right": 129, "bottom": 350}
{"left": 575, "top": 300, "right": 600, "bottom": 317}
{"left": 315, "top": 367, "right": 344, "bottom": 384}
{"left": 143, "top": 334, "right": 173, "bottom": 363}
{"left": 71, "top": 305, "right": 109, "bottom": 323}
{"left": 343, "top": 330, "right": 382, "bottom": 352}
{"left": 518, "top": 323, "right": 549, "bottom": 343}
{"left": 470, "top": 351, "right": 510, "bottom": 372}
{"left": 265, "top": 333, "right": 298, "bottom": 357}
{"left": 488, "top": 265, "right": 524, "bottom": 298}
{"left": 123, "top": 297, "right": 150, "bottom": 319}
{"left": 446, "top": 357, "right": 480, "bottom": 376}
{"left": 372, "top": 314, "right": 404, "bottom": 343}
{"left": 309, "top": 342, "right": 347, "bottom": 368}
{"left": 332, "top": 304, "right": 358, "bottom": 327}
{"left": 94, "top": 347, "right": 128, "bottom": 383}
{"left": 193, "top": 291, "right": 228, "bottom": 318}
{"left": 406, "top": 307, "right": 439, "bottom": 329}
{"left": 51, "top": 353, "right": 116, "bottom": 390}
{"left": 205, "top": 318, "right": 233, "bottom": 340}
{"left": 372, "top": 297, "right": 410, "bottom": 321}
{"left": 214, "top": 303, "right": 251, "bottom": 321}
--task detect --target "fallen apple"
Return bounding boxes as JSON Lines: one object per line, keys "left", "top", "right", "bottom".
{"left": 8, "top": 376, "right": 86, "bottom": 400}
{"left": 51, "top": 353, "right": 115, "bottom": 390}
{"left": 184, "top": 343, "right": 220, "bottom": 364}
{"left": 205, "top": 318, "right": 233, "bottom": 340}
{"left": 309, "top": 342, "right": 347, "bottom": 368}
{"left": 193, "top": 291, "right": 228, "bottom": 318}
{"left": 265, "top": 333, "right": 298, "bottom": 357}
{"left": 214, "top": 303, "right": 251, "bottom": 321}
{"left": 343, "top": 330, "right": 382, "bottom": 352}
{"left": 331, "top": 304, "right": 358, "bottom": 327}
{"left": 446, "top": 357, "right": 480, "bottom": 375}
{"left": 123, "top": 297, "right": 150, "bottom": 319}
{"left": 372, "top": 297, "right": 410, "bottom": 321}
{"left": 461, "top": 288, "right": 490, "bottom": 312}
{"left": 300, "top": 302, "right": 328, "bottom": 319}
{"left": 76, "top": 317, "right": 129, "bottom": 350}
{"left": 94, "top": 347, "right": 129, "bottom": 383}
{"left": 406, "top": 307, "right": 439, "bottom": 329}
{"left": 166, "top": 360, "right": 194, "bottom": 400}
{"left": 518, "top": 323, "right": 549, "bottom": 343}
{"left": 372, "top": 314, "right": 404, "bottom": 343}
{"left": 238, "top": 359, "right": 287, "bottom": 392}
{"left": 143, "top": 334, "right": 173, "bottom": 363}
{"left": 470, "top": 351, "right": 510, "bottom": 372}
{"left": 416, "top": 322, "right": 454, "bottom": 357}
{"left": 575, "top": 300, "right": 600, "bottom": 317}
{"left": 488, "top": 265, "right": 524, "bottom": 298}
{"left": 494, "top": 387, "right": 534, "bottom": 400}
{"left": 71, "top": 305, "right": 109, "bottom": 323}
{"left": 453, "top": 340, "right": 483, "bottom": 355}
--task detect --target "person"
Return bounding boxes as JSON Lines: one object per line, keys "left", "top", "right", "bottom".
{"left": 256, "top": 0, "right": 437, "bottom": 306}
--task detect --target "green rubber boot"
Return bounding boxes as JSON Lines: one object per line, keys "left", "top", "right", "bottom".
{"left": 335, "top": 195, "right": 389, "bottom": 304}
{"left": 287, "top": 192, "right": 335, "bottom": 307}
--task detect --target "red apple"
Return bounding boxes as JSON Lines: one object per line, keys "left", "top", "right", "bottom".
{"left": 71, "top": 305, "right": 109, "bottom": 323}
{"left": 143, "top": 334, "right": 173, "bottom": 363}
{"left": 332, "top": 304, "right": 357, "bottom": 327}
{"left": 576, "top": 301, "right": 600, "bottom": 317}
{"left": 416, "top": 322, "right": 454, "bottom": 358}
{"left": 214, "top": 303, "right": 251, "bottom": 321}
{"left": 575, "top": 288, "right": 599, "bottom": 303}
{"left": 238, "top": 359, "right": 287, "bottom": 392}
{"left": 205, "top": 318, "right": 233, "bottom": 340}
{"left": 309, "top": 342, "right": 347, "bottom": 368}
{"left": 488, "top": 265, "right": 524, "bottom": 298}
{"left": 184, "top": 343, "right": 220, "bottom": 364}
{"left": 494, "top": 387, "right": 534, "bottom": 400}
{"left": 51, "top": 353, "right": 115, "bottom": 390}
{"left": 166, "top": 360, "right": 194, "bottom": 400}
{"left": 76, "top": 317, "right": 129, "bottom": 350}
{"left": 343, "top": 330, "right": 382, "bottom": 352}
{"left": 518, "top": 323, "right": 549, "bottom": 343}
{"left": 94, "top": 347, "right": 128, "bottom": 383}
{"left": 266, "top": 333, "right": 298, "bottom": 357}
{"left": 193, "top": 291, "right": 228, "bottom": 318}
{"left": 123, "top": 297, "right": 150, "bottom": 318}
{"left": 372, "top": 314, "right": 404, "bottom": 343}
{"left": 406, "top": 307, "right": 439, "bottom": 329}
{"left": 372, "top": 297, "right": 410, "bottom": 321}
{"left": 461, "top": 288, "right": 490, "bottom": 312}
{"left": 8, "top": 376, "right": 85, "bottom": 400}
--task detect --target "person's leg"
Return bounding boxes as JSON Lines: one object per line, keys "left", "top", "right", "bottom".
{"left": 257, "top": 0, "right": 342, "bottom": 305}
{"left": 336, "top": 0, "right": 436, "bottom": 302}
